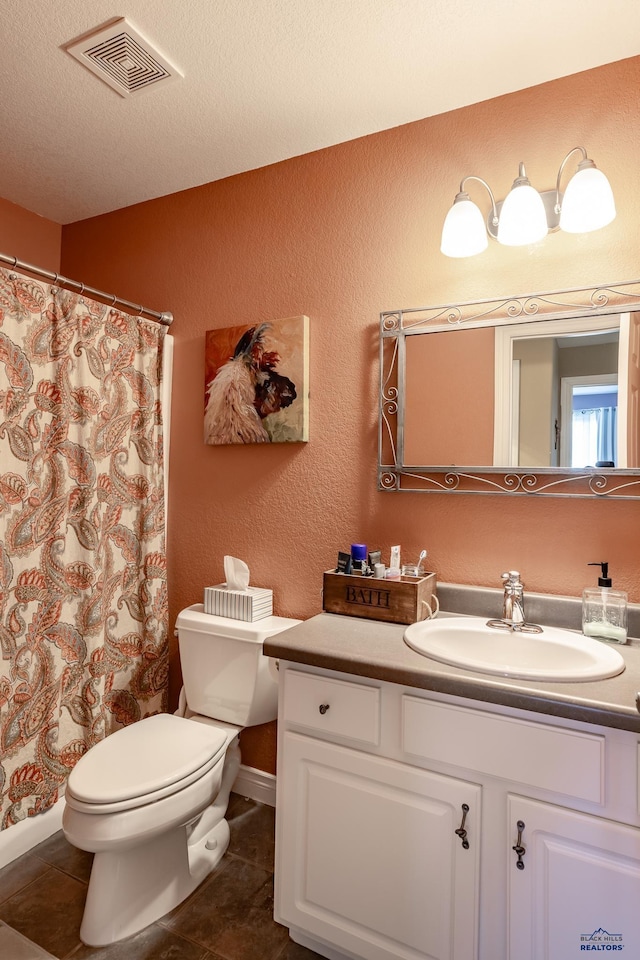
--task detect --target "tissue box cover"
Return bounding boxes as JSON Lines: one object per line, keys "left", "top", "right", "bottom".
{"left": 204, "top": 583, "right": 273, "bottom": 621}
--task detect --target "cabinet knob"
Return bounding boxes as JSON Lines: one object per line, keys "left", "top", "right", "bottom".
{"left": 318, "top": 703, "right": 330, "bottom": 715}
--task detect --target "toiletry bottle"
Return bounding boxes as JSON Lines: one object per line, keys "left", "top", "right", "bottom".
{"left": 351, "top": 543, "right": 367, "bottom": 573}
{"left": 582, "top": 562, "right": 628, "bottom": 644}
{"left": 387, "top": 545, "right": 401, "bottom": 579}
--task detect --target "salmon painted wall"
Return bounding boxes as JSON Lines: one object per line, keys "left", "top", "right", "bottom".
{"left": 404, "top": 326, "right": 495, "bottom": 465}
{"left": 0, "top": 197, "right": 61, "bottom": 272}
{"left": 60, "top": 56, "right": 640, "bottom": 773}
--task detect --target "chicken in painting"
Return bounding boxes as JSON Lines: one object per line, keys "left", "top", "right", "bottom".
{"left": 204, "top": 315, "right": 309, "bottom": 445}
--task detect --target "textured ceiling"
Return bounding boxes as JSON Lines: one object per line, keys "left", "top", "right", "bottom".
{"left": 3, "top": 0, "right": 640, "bottom": 224}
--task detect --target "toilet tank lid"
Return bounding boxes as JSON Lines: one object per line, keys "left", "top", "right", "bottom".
{"left": 67, "top": 714, "right": 228, "bottom": 805}
{"left": 176, "top": 604, "right": 301, "bottom": 641}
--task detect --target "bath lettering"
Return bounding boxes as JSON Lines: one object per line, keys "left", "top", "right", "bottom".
{"left": 345, "top": 585, "right": 391, "bottom": 608}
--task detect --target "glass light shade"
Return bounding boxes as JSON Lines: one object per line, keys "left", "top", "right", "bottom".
{"left": 440, "top": 197, "right": 488, "bottom": 258}
{"left": 559, "top": 167, "right": 616, "bottom": 234}
{"left": 497, "top": 184, "right": 548, "bottom": 246}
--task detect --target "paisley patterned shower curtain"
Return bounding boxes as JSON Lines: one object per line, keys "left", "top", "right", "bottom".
{"left": 0, "top": 266, "right": 168, "bottom": 830}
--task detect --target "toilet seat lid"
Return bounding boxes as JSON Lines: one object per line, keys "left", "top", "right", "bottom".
{"left": 68, "top": 714, "right": 228, "bottom": 805}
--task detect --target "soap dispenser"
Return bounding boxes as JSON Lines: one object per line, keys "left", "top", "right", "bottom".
{"left": 582, "top": 562, "right": 628, "bottom": 644}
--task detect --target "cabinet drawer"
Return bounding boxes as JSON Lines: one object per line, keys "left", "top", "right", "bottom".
{"left": 283, "top": 669, "right": 381, "bottom": 745}
{"left": 402, "top": 696, "right": 604, "bottom": 804}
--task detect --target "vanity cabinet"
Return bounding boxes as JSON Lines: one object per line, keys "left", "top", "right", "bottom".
{"left": 274, "top": 663, "right": 640, "bottom": 960}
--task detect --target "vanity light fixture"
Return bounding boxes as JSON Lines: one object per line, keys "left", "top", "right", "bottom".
{"left": 440, "top": 146, "right": 616, "bottom": 258}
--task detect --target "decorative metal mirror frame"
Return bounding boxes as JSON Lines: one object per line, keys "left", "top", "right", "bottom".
{"left": 379, "top": 278, "right": 640, "bottom": 498}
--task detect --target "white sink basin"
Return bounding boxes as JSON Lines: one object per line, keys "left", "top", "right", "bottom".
{"left": 404, "top": 616, "right": 625, "bottom": 681}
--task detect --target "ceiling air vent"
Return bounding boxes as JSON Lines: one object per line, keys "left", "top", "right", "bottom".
{"left": 64, "top": 18, "right": 182, "bottom": 98}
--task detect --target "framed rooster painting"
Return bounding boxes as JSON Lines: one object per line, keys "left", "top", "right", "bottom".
{"left": 204, "top": 315, "right": 309, "bottom": 445}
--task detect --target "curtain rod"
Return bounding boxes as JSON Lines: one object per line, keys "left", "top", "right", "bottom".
{"left": 0, "top": 252, "right": 173, "bottom": 326}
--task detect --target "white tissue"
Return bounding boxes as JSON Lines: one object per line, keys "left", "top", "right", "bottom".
{"left": 223, "top": 555, "right": 250, "bottom": 592}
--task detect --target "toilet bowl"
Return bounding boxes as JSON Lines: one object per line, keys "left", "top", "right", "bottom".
{"left": 62, "top": 605, "right": 300, "bottom": 946}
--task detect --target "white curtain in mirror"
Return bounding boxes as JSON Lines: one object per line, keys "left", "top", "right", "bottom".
{"left": 571, "top": 406, "right": 617, "bottom": 467}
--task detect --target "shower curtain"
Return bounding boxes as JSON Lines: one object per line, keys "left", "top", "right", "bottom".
{"left": 0, "top": 266, "right": 168, "bottom": 830}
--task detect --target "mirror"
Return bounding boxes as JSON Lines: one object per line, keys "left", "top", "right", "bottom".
{"left": 379, "top": 280, "right": 640, "bottom": 497}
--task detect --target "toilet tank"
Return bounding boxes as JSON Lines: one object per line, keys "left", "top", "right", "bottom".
{"left": 176, "top": 604, "right": 301, "bottom": 726}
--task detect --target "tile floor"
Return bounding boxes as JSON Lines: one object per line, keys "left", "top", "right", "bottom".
{"left": 0, "top": 794, "right": 321, "bottom": 960}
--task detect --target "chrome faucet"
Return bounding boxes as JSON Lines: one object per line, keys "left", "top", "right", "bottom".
{"left": 487, "top": 570, "right": 542, "bottom": 633}
{"left": 501, "top": 570, "right": 526, "bottom": 627}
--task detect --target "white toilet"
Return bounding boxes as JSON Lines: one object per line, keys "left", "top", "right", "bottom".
{"left": 62, "top": 603, "right": 299, "bottom": 946}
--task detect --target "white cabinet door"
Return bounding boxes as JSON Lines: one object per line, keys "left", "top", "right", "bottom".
{"left": 508, "top": 795, "right": 640, "bottom": 960}
{"left": 275, "top": 731, "right": 481, "bottom": 960}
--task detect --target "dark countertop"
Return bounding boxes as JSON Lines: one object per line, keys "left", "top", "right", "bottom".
{"left": 264, "top": 611, "right": 640, "bottom": 734}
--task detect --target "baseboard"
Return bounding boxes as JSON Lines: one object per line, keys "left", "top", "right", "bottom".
{"left": 232, "top": 764, "right": 276, "bottom": 807}
{"left": 0, "top": 798, "right": 66, "bottom": 870}
{"left": 289, "top": 927, "right": 355, "bottom": 960}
